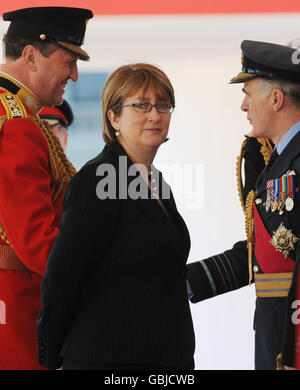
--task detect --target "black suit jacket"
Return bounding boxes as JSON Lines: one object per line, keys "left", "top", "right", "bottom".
{"left": 37, "top": 142, "right": 195, "bottom": 369}
{"left": 187, "top": 130, "right": 300, "bottom": 367}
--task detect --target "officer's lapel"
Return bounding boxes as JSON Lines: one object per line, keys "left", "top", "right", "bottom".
{"left": 256, "top": 131, "right": 300, "bottom": 196}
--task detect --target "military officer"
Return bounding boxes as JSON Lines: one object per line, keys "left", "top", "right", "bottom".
{"left": 0, "top": 7, "right": 93, "bottom": 369}
{"left": 187, "top": 40, "right": 300, "bottom": 370}
{"left": 39, "top": 99, "right": 74, "bottom": 152}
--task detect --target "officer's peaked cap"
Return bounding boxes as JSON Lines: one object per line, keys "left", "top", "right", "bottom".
{"left": 230, "top": 40, "right": 300, "bottom": 84}
{"left": 3, "top": 7, "right": 93, "bottom": 61}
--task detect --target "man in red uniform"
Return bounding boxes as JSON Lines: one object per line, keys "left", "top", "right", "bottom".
{"left": 0, "top": 7, "right": 93, "bottom": 369}
{"left": 39, "top": 99, "right": 74, "bottom": 153}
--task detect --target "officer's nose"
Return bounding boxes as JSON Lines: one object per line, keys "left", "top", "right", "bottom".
{"left": 70, "top": 62, "right": 79, "bottom": 82}
{"left": 241, "top": 95, "right": 248, "bottom": 112}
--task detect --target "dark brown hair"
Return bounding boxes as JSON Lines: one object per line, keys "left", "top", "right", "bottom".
{"left": 3, "top": 33, "right": 58, "bottom": 60}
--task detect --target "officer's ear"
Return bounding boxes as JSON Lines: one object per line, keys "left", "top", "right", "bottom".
{"left": 272, "top": 88, "right": 285, "bottom": 112}
{"left": 22, "top": 45, "right": 38, "bottom": 72}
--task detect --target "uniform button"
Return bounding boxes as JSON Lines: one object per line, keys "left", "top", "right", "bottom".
{"left": 253, "top": 265, "right": 259, "bottom": 273}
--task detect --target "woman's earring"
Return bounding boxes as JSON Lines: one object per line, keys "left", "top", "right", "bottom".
{"left": 116, "top": 131, "right": 120, "bottom": 137}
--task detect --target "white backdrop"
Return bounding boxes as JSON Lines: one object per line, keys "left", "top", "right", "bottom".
{"left": 2, "top": 13, "right": 300, "bottom": 369}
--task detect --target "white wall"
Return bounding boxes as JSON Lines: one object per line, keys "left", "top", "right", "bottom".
{"left": 2, "top": 12, "right": 300, "bottom": 369}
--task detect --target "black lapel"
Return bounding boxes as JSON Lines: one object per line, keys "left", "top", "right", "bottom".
{"left": 106, "top": 142, "right": 190, "bottom": 260}
{"left": 256, "top": 131, "right": 300, "bottom": 197}
{"left": 134, "top": 170, "right": 190, "bottom": 261}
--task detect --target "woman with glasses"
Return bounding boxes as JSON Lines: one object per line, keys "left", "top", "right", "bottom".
{"left": 37, "top": 63, "right": 195, "bottom": 370}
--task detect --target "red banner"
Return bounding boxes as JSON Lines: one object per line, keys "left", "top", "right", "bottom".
{"left": 1, "top": 0, "right": 300, "bottom": 15}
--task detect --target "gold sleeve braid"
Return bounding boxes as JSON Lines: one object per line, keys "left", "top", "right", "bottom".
{"left": 236, "top": 136, "right": 273, "bottom": 285}
{"left": 0, "top": 108, "right": 77, "bottom": 248}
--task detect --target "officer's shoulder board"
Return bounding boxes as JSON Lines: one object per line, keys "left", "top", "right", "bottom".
{"left": 0, "top": 93, "right": 27, "bottom": 132}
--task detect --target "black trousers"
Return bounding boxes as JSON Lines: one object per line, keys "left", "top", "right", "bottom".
{"left": 63, "top": 359, "right": 194, "bottom": 370}
{"left": 254, "top": 297, "right": 287, "bottom": 370}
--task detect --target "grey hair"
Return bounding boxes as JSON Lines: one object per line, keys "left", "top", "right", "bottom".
{"left": 259, "top": 77, "right": 300, "bottom": 109}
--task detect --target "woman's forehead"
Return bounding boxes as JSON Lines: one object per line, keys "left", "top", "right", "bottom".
{"left": 125, "top": 85, "right": 170, "bottom": 101}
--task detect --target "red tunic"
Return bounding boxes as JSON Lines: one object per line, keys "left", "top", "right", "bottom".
{"left": 0, "top": 73, "right": 68, "bottom": 369}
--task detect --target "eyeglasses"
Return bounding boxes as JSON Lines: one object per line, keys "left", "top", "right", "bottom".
{"left": 119, "top": 102, "right": 174, "bottom": 114}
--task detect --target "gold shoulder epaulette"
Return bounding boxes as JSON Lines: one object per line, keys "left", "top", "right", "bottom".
{"left": 0, "top": 93, "right": 28, "bottom": 248}
{"left": 0, "top": 93, "right": 27, "bottom": 119}
{"left": 0, "top": 93, "right": 27, "bottom": 134}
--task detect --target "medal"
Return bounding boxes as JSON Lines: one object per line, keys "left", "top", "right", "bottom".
{"left": 285, "top": 197, "right": 294, "bottom": 211}
{"left": 265, "top": 180, "right": 273, "bottom": 212}
{"left": 278, "top": 175, "right": 287, "bottom": 215}
{"left": 272, "top": 179, "right": 280, "bottom": 212}
{"left": 270, "top": 223, "right": 298, "bottom": 258}
{"left": 278, "top": 198, "right": 285, "bottom": 213}
{"left": 285, "top": 173, "right": 295, "bottom": 212}
{"left": 271, "top": 200, "right": 278, "bottom": 212}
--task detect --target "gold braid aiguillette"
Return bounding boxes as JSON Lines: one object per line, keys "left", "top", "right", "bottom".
{"left": 245, "top": 190, "right": 256, "bottom": 285}
{"left": 236, "top": 137, "right": 248, "bottom": 214}
{"left": 257, "top": 137, "right": 273, "bottom": 166}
